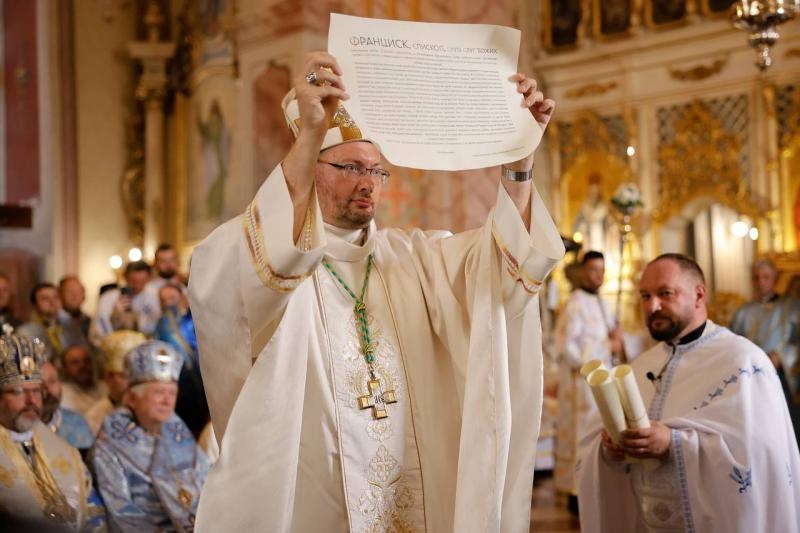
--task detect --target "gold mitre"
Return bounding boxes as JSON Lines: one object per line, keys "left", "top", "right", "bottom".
{"left": 0, "top": 324, "right": 47, "bottom": 387}
{"left": 281, "top": 88, "right": 380, "bottom": 152}
{"left": 124, "top": 340, "right": 183, "bottom": 387}
{"left": 99, "top": 330, "right": 147, "bottom": 374}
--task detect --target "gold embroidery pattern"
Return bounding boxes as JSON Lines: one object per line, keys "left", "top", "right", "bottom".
{"left": 0, "top": 466, "right": 13, "bottom": 488}
{"left": 243, "top": 201, "right": 314, "bottom": 292}
{"left": 50, "top": 456, "right": 72, "bottom": 475}
{"left": 357, "top": 445, "right": 416, "bottom": 533}
{"left": 491, "top": 226, "right": 543, "bottom": 294}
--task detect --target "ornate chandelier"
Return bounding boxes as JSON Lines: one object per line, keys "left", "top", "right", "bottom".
{"left": 731, "top": 0, "right": 800, "bottom": 70}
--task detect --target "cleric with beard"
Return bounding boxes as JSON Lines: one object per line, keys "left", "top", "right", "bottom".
{"left": 577, "top": 253, "right": 800, "bottom": 532}
{"left": 0, "top": 327, "right": 106, "bottom": 530}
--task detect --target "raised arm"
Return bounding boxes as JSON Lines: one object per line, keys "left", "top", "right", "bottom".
{"left": 500, "top": 74, "right": 555, "bottom": 228}
{"left": 282, "top": 52, "right": 350, "bottom": 242}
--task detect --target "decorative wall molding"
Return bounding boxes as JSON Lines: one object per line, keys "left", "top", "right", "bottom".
{"left": 565, "top": 81, "right": 618, "bottom": 99}
{"left": 785, "top": 48, "right": 800, "bottom": 59}
{"left": 668, "top": 57, "right": 728, "bottom": 81}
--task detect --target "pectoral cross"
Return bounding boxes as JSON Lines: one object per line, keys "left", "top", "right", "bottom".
{"left": 357, "top": 378, "right": 397, "bottom": 419}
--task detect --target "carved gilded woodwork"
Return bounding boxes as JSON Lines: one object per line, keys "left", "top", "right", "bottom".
{"left": 668, "top": 57, "right": 728, "bottom": 81}
{"left": 120, "top": 110, "right": 145, "bottom": 248}
{"left": 779, "top": 88, "right": 800, "bottom": 252}
{"left": 652, "top": 100, "right": 764, "bottom": 224}
{"left": 708, "top": 291, "right": 747, "bottom": 326}
{"left": 565, "top": 81, "right": 619, "bottom": 99}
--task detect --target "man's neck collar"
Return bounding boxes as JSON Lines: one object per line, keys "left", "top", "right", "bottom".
{"left": 9, "top": 428, "right": 33, "bottom": 442}
{"left": 670, "top": 320, "right": 707, "bottom": 346}
{"left": 324, "top": 221, "right": 376, "bottom": 263}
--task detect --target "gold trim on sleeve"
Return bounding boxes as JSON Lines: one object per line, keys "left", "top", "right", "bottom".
{"left": 492, "top": 226, "right": 544, "bottom": 295}
{"left": 243, "top": 201, "right": 315, "bottom": 292}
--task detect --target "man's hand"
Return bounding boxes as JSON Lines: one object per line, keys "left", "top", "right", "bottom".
{"left": 600, "top": 429, "right": 626, "bottom": 462}
{"left": 503, "top": 74, "right": 555, "bottom": 172}
{"left": 293, "top": 51, "right": 349, "bottom": 144}
{"left": 283, "top": 51, "right": 351, "bottom": 242}
{"left": 618, "top": 420, "right": 672, "bottom": 461}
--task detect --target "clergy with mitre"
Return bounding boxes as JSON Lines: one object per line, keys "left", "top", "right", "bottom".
{"left": 188, "top": 51, "right": 564, "bottom": 532}
{"left": 0, "top": 325, "right": 105, "bottom": 530}
{"left": 91, "top": 340, "right": 210, "bottom": 532}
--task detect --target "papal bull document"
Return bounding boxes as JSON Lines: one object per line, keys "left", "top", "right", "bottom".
{"left": 328, "top": 13, "right": 544, "bottom": 171}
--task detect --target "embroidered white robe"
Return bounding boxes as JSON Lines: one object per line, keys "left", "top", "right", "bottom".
{"left": 577, "top": 321, "right": 800, "bottom": 533}
{"left": 188, "top": 165, "right": 564, "bottom": 532}
{"left": 553, "top": 288, "right": 616, "bottom": 495}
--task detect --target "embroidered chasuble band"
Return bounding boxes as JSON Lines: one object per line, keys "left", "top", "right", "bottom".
{"left": 318, "top": 238, "right": 425, "bottom": 531}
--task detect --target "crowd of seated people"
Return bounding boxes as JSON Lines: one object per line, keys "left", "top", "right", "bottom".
{"left": 0, "top": 243, "right": 213, "bottom": 531}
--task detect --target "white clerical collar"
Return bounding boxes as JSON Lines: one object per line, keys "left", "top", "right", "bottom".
{"left": 324, "top": 222, "right": 365, "bottom": 244}
{"left": 324, "top": 221, "right": 376, "bottom": 263}
{"left": 9, "top": 429, "right": 33, "bottom": 443}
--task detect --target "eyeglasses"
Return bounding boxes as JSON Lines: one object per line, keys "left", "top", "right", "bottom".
{"left": 1, "top": 386, "right": 43, "bottom": 399}
{"left": 318, "top": 161, "right": 390, "bottom": 186}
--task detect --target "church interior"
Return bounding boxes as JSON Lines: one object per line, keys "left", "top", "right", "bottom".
{"left": 1, "top": 0, "right": 799, "bottom": 531}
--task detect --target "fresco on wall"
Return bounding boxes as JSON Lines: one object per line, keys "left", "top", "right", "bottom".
{"left": 187, "top": 90, "right": 235, "bottom": 242}
{"left": 253, "top": 62, "right": 295, "bottom": 182}
{"left": 197, "top": 0, "right": 235, "bottom": 66}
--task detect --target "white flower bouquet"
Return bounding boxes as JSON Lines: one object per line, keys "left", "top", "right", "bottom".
{"left": 611, "top": 183, "right": 643, "bottom": 216}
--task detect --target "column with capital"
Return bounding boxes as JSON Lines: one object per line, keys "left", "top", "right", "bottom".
{"left": 127, "top": 1, "right": 175, "bottom": 257}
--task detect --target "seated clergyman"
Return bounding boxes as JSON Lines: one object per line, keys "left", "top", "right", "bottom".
{"left": 90, "top": 340, "right": 210, "bottom": 532}
{"left": 0, "top": 325, "right": 105, "bottom": 530}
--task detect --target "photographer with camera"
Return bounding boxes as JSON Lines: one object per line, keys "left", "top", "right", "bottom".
{"left": 90, "top": 261, "right": 160, "bottom": 346}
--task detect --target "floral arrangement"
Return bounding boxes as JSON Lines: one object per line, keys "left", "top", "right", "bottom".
{"left": 611, "top": 182, "right": 644, "bottom": 216}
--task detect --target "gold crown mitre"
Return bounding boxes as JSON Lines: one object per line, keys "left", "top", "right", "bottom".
{"left": 100, "top": 330, "right": 147, "bottom": 374}
{"left": 0, "top": 324, "right": 47, "bottom": 387}
{"left": 124, "top": 340, "right": 183, "bottom": 387}
{"left": 281, "top": 88, "right": 379, "bottom": 152}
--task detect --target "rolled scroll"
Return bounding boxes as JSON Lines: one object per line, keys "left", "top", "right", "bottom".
{"left": 580, "top": 359, "right": 606, "bottom": 378}
{"left": 612, "top": 364, "right": 650, "bottom": 429}
{"left": 586, "top": 368, "right": 627, "bottom": 442}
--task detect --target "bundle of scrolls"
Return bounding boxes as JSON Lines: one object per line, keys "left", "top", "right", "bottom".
{"left": 579, "top": 359, "right": 656, "bottom": 467}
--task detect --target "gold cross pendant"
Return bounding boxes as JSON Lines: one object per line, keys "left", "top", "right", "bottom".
{"left": 357, "top": 378, "right": 397, "bottom": 419}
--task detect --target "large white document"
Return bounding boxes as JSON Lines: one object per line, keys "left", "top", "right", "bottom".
{"left": 328, "top": 14, "right": 544, "bottom": 171}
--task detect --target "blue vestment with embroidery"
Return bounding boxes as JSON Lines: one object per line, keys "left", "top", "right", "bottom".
{"left": 90, "top": 407, "right": 210, "bottom": 532}
{"left": 49, "top": 407, "right": 95, "bottom": 451}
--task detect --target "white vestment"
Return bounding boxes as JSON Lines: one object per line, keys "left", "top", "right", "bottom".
{"left": 188, "top": 165, "right": 564, "bottom": 532}
{"left": 577, "top": 321, "right": 800, "bottom": 533}
{"left": 553, "top": 288, "right": 616, "bottom": 495}
{"left": 60, "top": 381, "right": 108, "bottom": 416}
{"left": 84, "top": 397, "right": 114, "bottom": 435}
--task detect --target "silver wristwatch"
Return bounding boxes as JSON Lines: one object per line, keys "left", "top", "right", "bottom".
{"left": 501, "top": 165, "right": 533, "bottom": 182}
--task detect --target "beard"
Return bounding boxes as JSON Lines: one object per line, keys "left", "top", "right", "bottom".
{"left": 646, "top": 311, "right": 687, "bottom": 342}
{"left": 159, "top": 268, "right": 177, "bottom": 280}
{"left": 13, "top": 406, "right": 41, "bottom": 432}
{"left": 329, "top": 195, "right": 374, "bottom": 228}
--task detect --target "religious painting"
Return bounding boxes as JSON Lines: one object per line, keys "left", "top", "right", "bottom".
{"left": 544, "top": 0, "right": 583, "bottom": 50}
{"left": 593, "top": 0, "right": 633, "bottom": 40}
{"left": 185, "top": 76, "right": 237, "bottom": 244}
{"left": 644, "top": 0, "right": 688, "bottom": 28}
{"left": 196, "top": 0, "right": 235, "bottom": 67}
{"left": 253, "top": 61, "right": 295, "bottom": 184}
